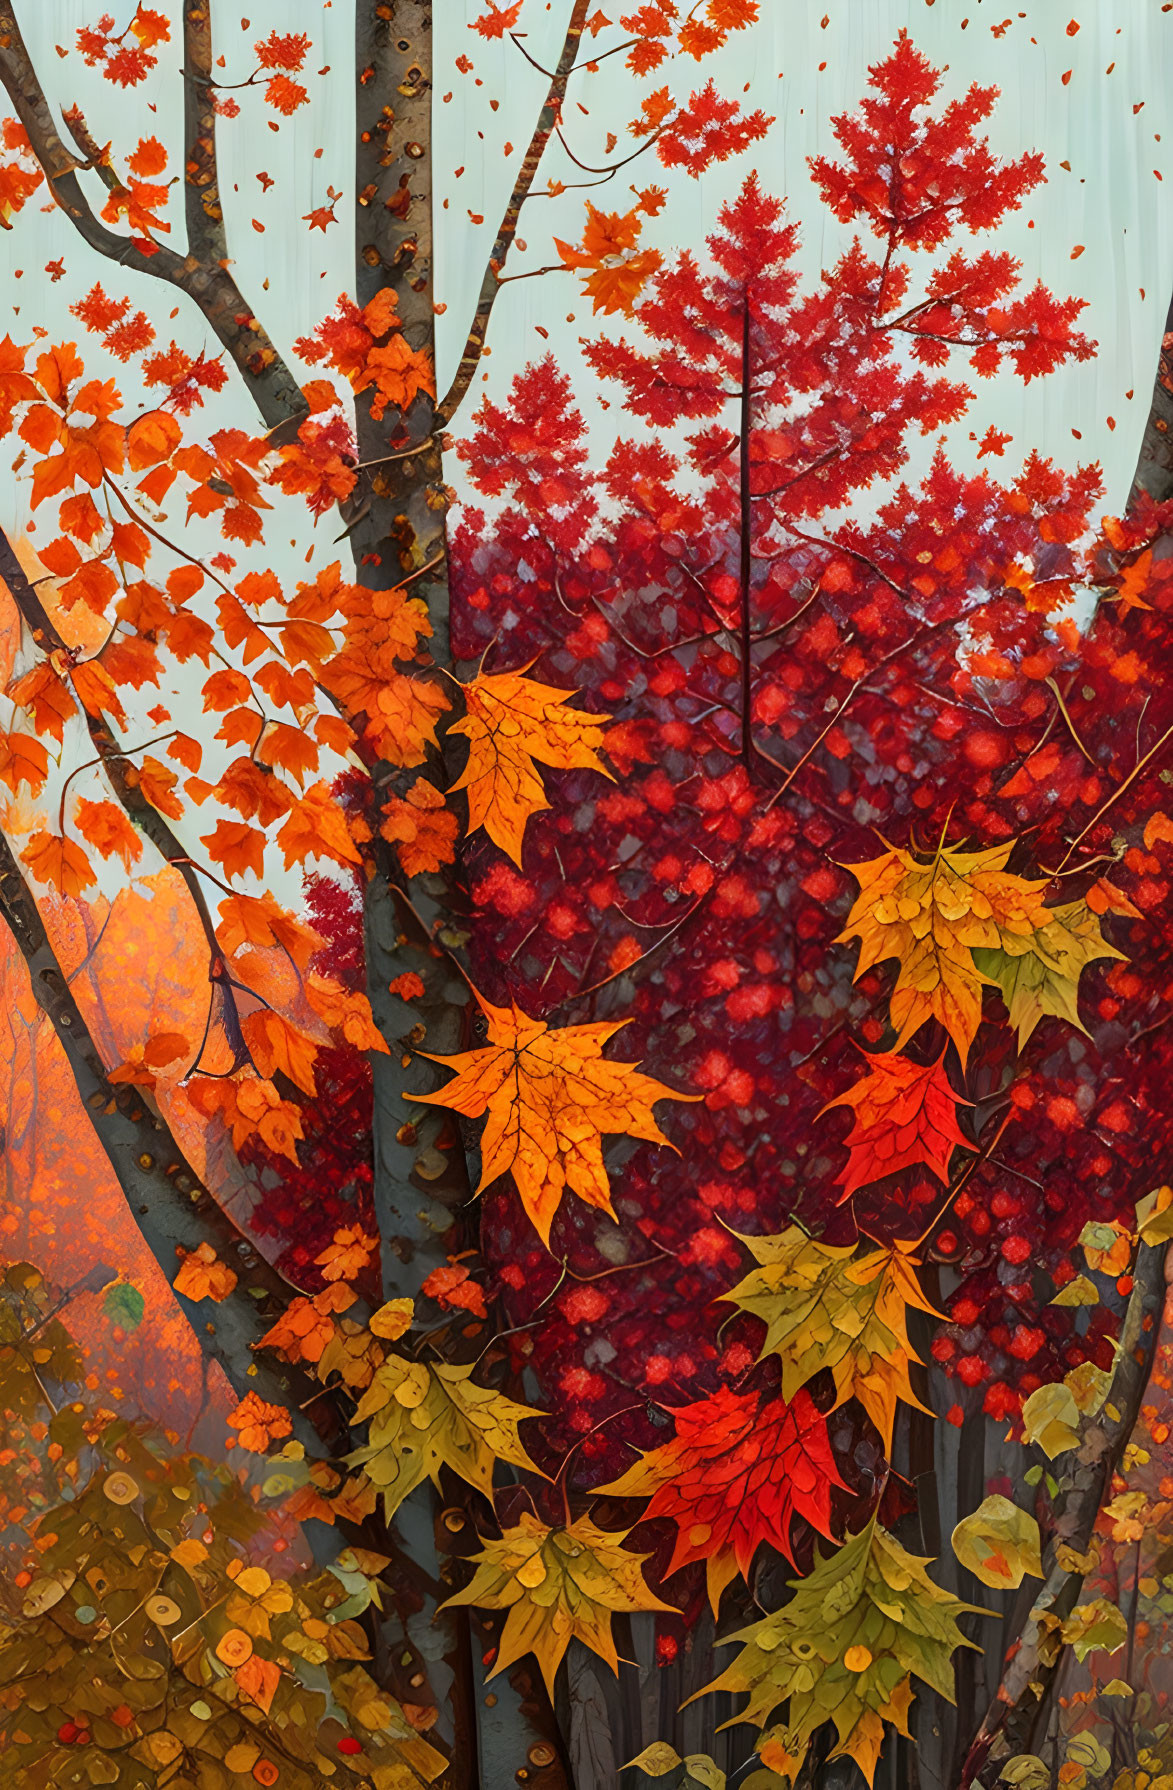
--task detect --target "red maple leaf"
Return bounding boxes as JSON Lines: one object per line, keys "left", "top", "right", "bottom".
{"left": 820, "top": 1049, "right": 971, "bottom": 1203}
{"left": 471, "top": 1, "right": 523, "bottom": 38}
{"left": 600, "top": 1385, "right": 842, "bottom": 1611}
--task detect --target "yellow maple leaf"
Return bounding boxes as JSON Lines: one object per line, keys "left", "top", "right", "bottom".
{"left": 448, "top": 666, "right": 612, "bottom": 865}
{"left": 346, "top": 1355, "right": 541, "bottom": 1515}
{"left": 410, "top": 988, "right": 697, "bottom": 1244}
{"left": 441, "top": 1512, "right": 673, "bottom": 1697}
{"left": 724, "top": 1225, "right": 940, "bottom": 1451}
{"left": 837, "top": 839, "right": 1049, "bottom": 1064}
{"left": 972, "top": 897, "right": 1124, "bottom": 1048}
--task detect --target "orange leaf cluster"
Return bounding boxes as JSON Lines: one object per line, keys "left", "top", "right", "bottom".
{"left": 226, "top": 1392, "right": 292, "bottom": 1453}
{"left": 186, "top": 1074, "right": 304, "bottom": 1163}
{"left": 173, "top": 1242, "right": 238, "bottom": 1304}
{"left": 554, "top": 203, "right": 663, "bottom": 316}
{"left": 380, "top": 777, "right": 460, "bottom": 878}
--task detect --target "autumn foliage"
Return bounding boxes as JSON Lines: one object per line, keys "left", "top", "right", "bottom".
{"left": 0, "top": 16, "right": 1169, "bottom": 1790}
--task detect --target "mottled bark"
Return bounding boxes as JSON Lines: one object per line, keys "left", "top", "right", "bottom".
{"left": 0, "top": 2, "right": 305, "bottom": 430}
{"left": 959, "top": 1235, "right": 1169, "bottom": 1786}
{"left": 181, "top": 1, "right": 229, "bottom": 267}
{"left": 1129, "top": 289, "right": 1173, "bottom": 508}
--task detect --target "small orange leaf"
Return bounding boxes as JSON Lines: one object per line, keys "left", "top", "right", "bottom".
{"left": 234, "top": 1652, "right": 281, "bottom": 1714}
{"left": 173, "top": 1241, "right": 238, "bottom": 1304}
{"left": 21, "top": 827, "right": 95, "bottom": 896}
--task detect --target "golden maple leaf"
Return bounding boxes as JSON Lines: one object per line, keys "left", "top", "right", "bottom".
{"left": 447, "top": 666, "right": 611, "bottom": 865}
{"left": 410, "top": 989, "right": 697, "bottom": 1245}
{"left": 972, "top": 897, "right": 1124, "bottom": 1048}
{"left": 346, "top": 1354, "right": 542, "bottom": 1516}
{"left": 837, "top": 839, "right": 1049, "bottom": 1064}
{"left": 441, "top": 1512, "right": 673, "bottom": 1696}
{"left": 724, "top": 1225, "right": 940, "bottom": 1451}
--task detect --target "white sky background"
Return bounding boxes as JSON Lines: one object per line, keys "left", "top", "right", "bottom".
{"left": 1, "top": 0, "right": 1172, "bottom": 903}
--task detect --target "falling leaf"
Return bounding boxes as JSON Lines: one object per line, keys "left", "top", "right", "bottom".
{"left": 837, "top": 840, "right": 1049, "bottom": 1063}
{"left": 448, "top": 666, "right": 612, "bottom": 865}
{"left": 972, "top": 898, "right": 1124, "bottom": 1048}
{"left": 410, "top": 988, "right": 696, "bottom": 1244}
{"left": 1060, "top": 1598, "right": 1127, "bottom": 1662}
{"left": 554, "top": 202, "right": 663, "bottom": 315}
{"left": 172, "top": 1241, "right": 238, "bottom": 1304}
{"left": 724, "top": 1225, "right": 939, "bottom": 1449}
{"left": 1021, "top": 1382, "right": 1081, "bottom": 1458}
{"left": 693, "top": 1518, "right": 980, "bottom": 1788}
{"left": 600, "top": 1384, "right": 842, "bottom": 1612}
{"left": 347, "top": 1355, "right": 542, "bottom": 1516}
{"left": 441, "top": 1512, "right": 673, "bottom": 1696}
{"left": 820, "top": 1048, "right": 970, "bottom": 1201}
{"left": 951, "top": 1495, "right": 1043, "bottom": 1589}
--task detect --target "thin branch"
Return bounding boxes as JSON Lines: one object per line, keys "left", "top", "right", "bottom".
{"left": 435, "top": 0, "right": 594, "bottom": 425}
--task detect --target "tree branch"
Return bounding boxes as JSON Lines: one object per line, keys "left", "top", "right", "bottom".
{"left": 181, "top": 0, "right": 229, "bottom": 267}
{"left": 0, "top": 2, "right": 306, "bottom": 430}
{"left": 435, "top": 0, "right": 594, "bottom": 425}
{"left": 0, "top": 822, "right": 330, "bottom": 1425}
{"left": 959, "top": 1233, "right": 1169, "bottom": 1786}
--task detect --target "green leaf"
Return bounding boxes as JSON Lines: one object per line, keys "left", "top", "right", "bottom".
{"left": 692, "top": 1519, "right": 982, "bottom": 1787}
{"left": 973, "top": 899, "right": 1123, "bottom": 1049}
{"left": 1061, "top": 1598, "right": 1127, "bottom": 1663}
{"left": 102, "top": 1281, "right": 145, "bottom": 1332}
{"left": 998, "top": 1758, "right": 1048, "bottom": 1789}
{"left": 624, "top": 1744, "right": 683, "bottom": 1778}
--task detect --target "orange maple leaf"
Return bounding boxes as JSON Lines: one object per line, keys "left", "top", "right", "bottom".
{"left": 449, "top": 667, "right": 611, "bottom": 866}
{"left": 186, "top": 1072, "right": 304, "bottom": 1162}
{"left": 0, "top": 729, "right": 49, "bottom": 795}
{"left": 315, "top": 1225, "right": 378, "bottom": 1282}
{"left": 74, "top": 796, "right": 142, "bottom": 871}
{"left": 215, "top": 890, "right": 325, "bottom": 967}
{"left": 201, "top": 817, "right": 267, "bottom": 882}
{"left": 242, "top": 1009, "right": 319, "bottom": 1096}
{"left": 380, "top": 776, "right": 459, "bottom": 878}
{"left": 257, "top": 1283, "right": 356, "bottom": 1365}
{"left": 820, "top": 1049, "right": 971, "bottom": 1203}
{"left": 21, "top": 827, "right": 95, "bottom": 896}
{"left": 837, "top": 840, "right": 1048, "bottom": 1065}
{"left": 276, "top": 781, "right": 362, "bottom": 869}
{"left": 555, "top": 203, "right": 663, "bottom": 316}
{"left": 354, "top": 335, "right": 435, "bottom": 421}
{"left": 411, "top": 988, "right": 697, "bottom": 1244}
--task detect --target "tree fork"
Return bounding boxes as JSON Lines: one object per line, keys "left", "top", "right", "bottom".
{"left": 0, "top": 3, "right": 306, "bottom": 430}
